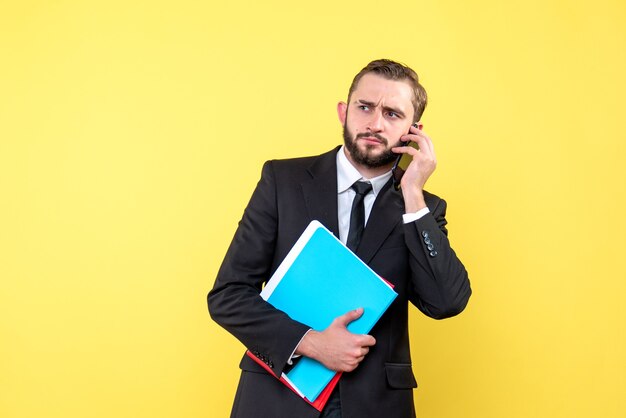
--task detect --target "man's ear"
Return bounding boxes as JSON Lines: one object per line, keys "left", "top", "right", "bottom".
{"left": 337, "top": 101, "right": 347, "bottom": 125}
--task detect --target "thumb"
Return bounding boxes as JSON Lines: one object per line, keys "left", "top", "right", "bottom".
{"left": 334, "top": 307, "right": 364, "bottom": 328}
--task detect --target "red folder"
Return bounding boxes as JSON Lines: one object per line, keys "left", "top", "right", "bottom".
{"left": 246, "top": 350, "right": 341, "bottom": 412}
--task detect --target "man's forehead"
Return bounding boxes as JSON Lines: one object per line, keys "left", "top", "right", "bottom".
{"left": 351, "top": 73, "right": 414, "bottom": 107}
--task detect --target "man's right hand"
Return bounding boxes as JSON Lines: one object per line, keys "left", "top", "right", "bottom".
{"left": 295, "top": 308, "right": 376, "bottom": 372}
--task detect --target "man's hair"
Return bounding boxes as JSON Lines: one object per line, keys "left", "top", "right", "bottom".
{"left": 347, "top": 59, "right": 428, "bottom": 122}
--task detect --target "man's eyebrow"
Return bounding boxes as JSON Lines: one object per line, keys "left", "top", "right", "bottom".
{"left": 383, "top": 105, "right": 406, "bottom": 118}
{"left": 356, "top": 99, "right": 377, "bottom": 107}
{"left": 355, "top": 99, "right": 406, "bottom": 118}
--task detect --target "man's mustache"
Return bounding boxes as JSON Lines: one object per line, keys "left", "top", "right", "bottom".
{"left": 355, "top": 132, "right": 388, "bottom": 145}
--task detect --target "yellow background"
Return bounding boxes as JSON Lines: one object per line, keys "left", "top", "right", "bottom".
{"left": 1, "top": 0, "right": 625, "bottom": 417}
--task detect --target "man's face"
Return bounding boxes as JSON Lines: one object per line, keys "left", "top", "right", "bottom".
{"left": 338, "top": 73, "right": 416, "bottom": 169}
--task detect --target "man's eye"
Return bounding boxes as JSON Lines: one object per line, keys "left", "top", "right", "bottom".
{"left": 387, "top": 111, "right": 399, "bottom": 118}
{"left": 358, "top": 105, "right": 370, "bottom": 111}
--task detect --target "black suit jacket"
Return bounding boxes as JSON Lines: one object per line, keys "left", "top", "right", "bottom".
{"left": 208, "top": 147, "right": 471, "bottom": 418}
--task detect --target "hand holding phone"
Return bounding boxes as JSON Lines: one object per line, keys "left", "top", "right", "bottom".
{"left": 391, "top": 123, "right": 422, "bottom": 190}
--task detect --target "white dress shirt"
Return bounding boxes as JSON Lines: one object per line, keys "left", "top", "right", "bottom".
{"left": 335, "top": 146, "right": 430, "bottom": 243}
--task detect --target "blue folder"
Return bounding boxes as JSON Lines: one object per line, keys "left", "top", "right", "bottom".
{"left": 260, "top": 220, "right": 398, "bottom": 401}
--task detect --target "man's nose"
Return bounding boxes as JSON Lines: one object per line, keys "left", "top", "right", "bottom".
{"left": 367, "top": 111, "right": 384, "bottom": 132}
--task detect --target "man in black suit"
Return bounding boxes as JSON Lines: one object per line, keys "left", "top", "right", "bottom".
{"left": 208, "top": 59, "right": 471, "bottom": 418}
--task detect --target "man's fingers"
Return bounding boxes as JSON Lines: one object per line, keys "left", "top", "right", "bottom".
{"left": 357, "top": 334, "right": 376, "bottom": 347}
{"left": 408, "top": 124, "right": 423, "bottom": 134}
{"left": 417, "top": 134, "right": 435, "bottom": 156}
{"left": 406, "top": 134, "right": 432, "bottom": 156}
{"left": 320, "top": 309, "right": 376, "bottom": 372}
{"left": 333, "top": 307, "right": 364, "bottom": 327}
{"left": 392, "top": 144, "right": 420, "bottom": 156}
{"left": 400, "top": 128, "right": 434, "bottom": 155}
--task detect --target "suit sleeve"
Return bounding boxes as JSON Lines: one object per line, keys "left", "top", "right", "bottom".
{"left": 207, "top": 161, "right": 310, "bottom": 377}
{"left": 404, "top": 197, "right": 472, "bottom": 319}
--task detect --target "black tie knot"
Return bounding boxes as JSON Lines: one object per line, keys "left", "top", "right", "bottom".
{"left": 351, "top": 181, "right": 372, "bottom": 196}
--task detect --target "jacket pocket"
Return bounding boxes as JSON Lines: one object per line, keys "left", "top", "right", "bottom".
{"left": 385, "top": 363, "right": 418, "bottom": 389}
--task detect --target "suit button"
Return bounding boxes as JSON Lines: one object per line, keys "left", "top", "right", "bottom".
{"left": 424, "top": 237, "right": 431, "bottom": 245}
{"left": 427, "top": 243, "right": 434, "bottom": 251}
{"left": 422, "top": 230, "right": 429, "bottom": 238}
{"left": 429, "top": 250, "right": 438, "bottom": 257}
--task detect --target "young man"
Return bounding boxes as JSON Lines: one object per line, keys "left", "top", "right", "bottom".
{"left": 208, "top": 59, "right": 471, "bottom": 418}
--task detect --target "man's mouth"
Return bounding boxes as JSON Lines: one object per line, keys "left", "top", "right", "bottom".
{"left": 356, "top": 133, "right": 387, "bottom": 146}
{"left": 361, "top": 137, "right": 382, "bottom": 144}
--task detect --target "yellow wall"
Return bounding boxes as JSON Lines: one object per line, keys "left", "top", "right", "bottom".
{"left": 1, "top": 1, "right": 625, "bottom": 417}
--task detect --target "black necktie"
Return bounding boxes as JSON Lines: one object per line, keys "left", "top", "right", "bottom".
{"left": 346, "top": 181, "right": 372, "bottom": 251}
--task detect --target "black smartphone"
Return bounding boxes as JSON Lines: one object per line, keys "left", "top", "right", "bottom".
{"left": 391, "top": 123, "right": 420, "bottom": 190}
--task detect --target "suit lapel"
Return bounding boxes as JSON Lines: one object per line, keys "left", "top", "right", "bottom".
{"left": 299, "top": 147, "right": 405, "bottom": 260}
{"left": 301, "top": 147, "right": 340, "bottom": 238}
{"left": 356, "top": 179, "right": 405, "bottom": 264}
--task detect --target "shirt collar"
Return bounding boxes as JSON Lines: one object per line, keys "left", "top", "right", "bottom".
{"left": 336, "top": 145, "right": 393, "bottom": 195}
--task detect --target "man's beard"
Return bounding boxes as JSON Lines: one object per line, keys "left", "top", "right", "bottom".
{"left": 343, "top": 125, "right": 399, "bottom": 168}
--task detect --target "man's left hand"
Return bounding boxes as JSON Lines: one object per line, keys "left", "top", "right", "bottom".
{"left": 391, "top": 125, "right": 437, "bottom": 212}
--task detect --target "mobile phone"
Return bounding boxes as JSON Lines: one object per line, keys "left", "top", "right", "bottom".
{"left": 391, "top": 123, "right": 420, "bottom": 190}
